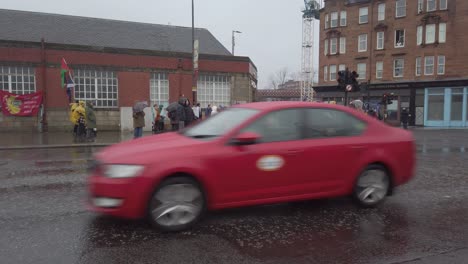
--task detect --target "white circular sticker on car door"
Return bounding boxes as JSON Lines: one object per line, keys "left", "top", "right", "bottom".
{"left": 256, "top": 155, "right": 285, "bottom": 171}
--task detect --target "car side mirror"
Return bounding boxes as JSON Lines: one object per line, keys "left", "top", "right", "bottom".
{"left": 232, "top": 132, "right": 261, "bottom": 146}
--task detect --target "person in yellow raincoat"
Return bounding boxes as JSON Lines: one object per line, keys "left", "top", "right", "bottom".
{"left": 69, "top": 100, "right": 79, "bottom": 124}
{"left": 71, "top": 101, "right": 86, "bottom": 136}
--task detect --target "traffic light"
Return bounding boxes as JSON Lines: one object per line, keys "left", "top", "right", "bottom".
{"left": 337, "top": 69, "right": 360, "bottom": 92}
{"left": 381, "top": 93, "right": 396, "bottom": 105}
{"left": 337, "top": 70, "right": 346, "bottom": 90}
{"left": 351, "top": 71, "right": 360, "bottom": 92}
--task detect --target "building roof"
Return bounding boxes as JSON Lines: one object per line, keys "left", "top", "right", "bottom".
{"left": 0, "top": 9, "right": 231, "bottom": 56}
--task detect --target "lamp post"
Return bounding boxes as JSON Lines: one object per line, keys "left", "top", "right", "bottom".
{"left": 192, "top": 0, "right": 197, "bottom": 104}
{"left": 232, "top": 30, "right": 241, "bottom": 55}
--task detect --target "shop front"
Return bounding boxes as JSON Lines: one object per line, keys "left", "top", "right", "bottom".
{"left": 424, "top": 87, "right": 468, "bottom": 127}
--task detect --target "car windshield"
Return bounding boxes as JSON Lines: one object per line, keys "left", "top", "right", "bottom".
{"left": 182, "top": 108, "right": 259, "bottom": 140}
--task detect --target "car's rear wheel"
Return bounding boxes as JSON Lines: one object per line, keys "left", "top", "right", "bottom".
{"left": 353, "top": 165, "right": 390, "bottom": 208}
{"left": 148, "top": 177, "right": 205, "bottom": 232}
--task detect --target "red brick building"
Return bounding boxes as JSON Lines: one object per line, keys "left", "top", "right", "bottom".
{"left": 316, "top": 0, "right": 468, "bottom": 127}
{"left": 0, "top": 9, "right": 257, "bottom": 131}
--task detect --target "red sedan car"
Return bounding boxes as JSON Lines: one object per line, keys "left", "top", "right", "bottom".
{"left": 88, "top": 102, "right": 416, "bottom": 231}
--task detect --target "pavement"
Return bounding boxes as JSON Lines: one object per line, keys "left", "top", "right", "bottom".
{"left": 0, "top": 131, "right": 158, "bottom": 150}
{"left": 0, "top": 129, "right": 468, "bottom": 263}
{"left": 0, "top": 126, "right": 467, "bottom": 150}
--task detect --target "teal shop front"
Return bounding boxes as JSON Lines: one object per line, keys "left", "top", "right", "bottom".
{"left": 424, "top": 87, "right": 468, "bottom": 127}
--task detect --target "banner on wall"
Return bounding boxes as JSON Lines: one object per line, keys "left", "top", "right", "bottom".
{"left": 0, "top": 90, "right": 43, "bottom": 116}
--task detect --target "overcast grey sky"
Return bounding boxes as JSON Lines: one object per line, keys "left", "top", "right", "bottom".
{"left": 1, "top": 0, "right": 320, "bottom": 89}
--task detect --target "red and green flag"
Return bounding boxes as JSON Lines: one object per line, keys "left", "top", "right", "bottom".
{"left": 60, "top": 58, "right": 75, "bottom": 103}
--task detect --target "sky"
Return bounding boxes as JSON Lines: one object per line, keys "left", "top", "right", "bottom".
{"left": 0, "top": 0, "right": 321, "bottom": 89}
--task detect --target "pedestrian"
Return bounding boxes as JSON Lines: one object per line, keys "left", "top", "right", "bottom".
{"left": 192, "top": 102, "right": 201, "bottom": 121}
{"left": 73, "top": 101, "right": 87, "bottom": 141}
{"left": 167, "top": 97, "right": 187, "bottom": 131}
{"left": 133, "top": 110, "right": 145, "bottom": 139}
{"left": 85, "top": 101, "right": 97, "bottom": 141}
{"left": 69, "top": 100, "right": 79, "bottom": 136}
{"left": 401, "top": 107, "right": 410, "bottom": 129}
{"left": 211, "top": 104, "right": 218, "bottom": 115}
{"left": 152, "top": 103, "right": 161, "bottom": 133}
{"left": 158, "top": 104, "right": 165, "bottom": 132}
{"left": 205, "top": 104, "right": 212, "bottom": 118}
{"left": 184, "top": 100, "right": 195, "bottom": 127}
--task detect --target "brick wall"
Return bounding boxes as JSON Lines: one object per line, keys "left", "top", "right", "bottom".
{"left": 231, "top": 73, "right": 253, "bottom": 103}
{"left": 118, "top": 71, "right": 150, "bottom": 107}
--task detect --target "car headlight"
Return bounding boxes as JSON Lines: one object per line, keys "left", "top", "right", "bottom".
{"left": 103, "top": 165, "right": 145, "bottom": 178}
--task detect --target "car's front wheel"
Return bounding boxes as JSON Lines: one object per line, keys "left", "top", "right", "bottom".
{"left": 353, "top": 165, "right": 390, "bottom": 208}
{"left": 148, "top": 177, "right": 205, "bottom": 232}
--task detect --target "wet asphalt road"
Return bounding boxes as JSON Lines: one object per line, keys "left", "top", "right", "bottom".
{"left": 1, "top": 130, "right": 468, "bottom": 264}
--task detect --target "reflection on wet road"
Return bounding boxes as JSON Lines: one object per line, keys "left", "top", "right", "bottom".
{"left": 1, "top": 131, "right": 468, "bottom": 264}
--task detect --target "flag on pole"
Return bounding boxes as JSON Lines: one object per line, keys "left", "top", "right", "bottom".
{"left": 60, "top": 58, "right": 75, "bottom": 103}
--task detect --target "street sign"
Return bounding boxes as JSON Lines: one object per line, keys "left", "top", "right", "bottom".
{"left": 346, "top": 85, "right": 352, "bottom": 92}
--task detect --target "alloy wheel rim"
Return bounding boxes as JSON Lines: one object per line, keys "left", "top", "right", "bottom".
{"left": 356, "top": 169, "right": 389, "bottom": 204}
{"left": 151, "top": 183, "right": 203, "bottom": 227}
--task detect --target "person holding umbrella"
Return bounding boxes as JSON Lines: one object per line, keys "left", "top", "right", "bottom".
{"left": 133, "top": 101, "right": 147, "bottom": 139}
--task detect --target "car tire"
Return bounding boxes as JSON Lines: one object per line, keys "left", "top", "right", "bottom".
{"left": 352, "top": 165, "right": 390, "bottom": 208}
{"left": 147, "top": 177, "right": 206, "bottom": 232}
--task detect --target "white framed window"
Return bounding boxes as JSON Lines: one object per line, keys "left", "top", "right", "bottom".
{"left": 396, "top": 0, "right": 406, "bottom": 18}
{"left": 425, "top": 56, "right": 435, "bottom": 75}
{"left": 427, "top": 0, "right": 436, "bottom": 12}
{"left": 417, "top": 26, "right": 423, "bottom": 45}
{"left": 416, "top": 57, "right": 422, "bottom": 76}
{"left": 439, "top": 23, "right": 446, "bottom": 43}
{"left": 150, "top": 72, "right": 169, "bottom": 107}
{"left": 325, "top": 14, "right": 329, "bottom": 29}
{"left": 330, "top": 65, "right": 337, "bottom": 81}
{"left": 357, "top": 63, "right": 366, "bottom": 79}
{"left": 377, "top": 32, "right": 384, "bottom": 50}
{"left": 339, "top": 64, "right": 346, "bottom": 72}
{"left": 324, "top": 39, "right": 329, "bottom": 55}
{"left": 330, "top": 38, "right": 338, "bottom": 54}
{"left": 74, "top": 69, "right": 118, "bottom": 108}
{"left": 376, "top": 61, "right": 383, "bottom": 79}
{"left": 340, "top": 11, "right": 347, "bottom": 26}
{"left": 418, "top": 0, "right": 424, "bottom": 13}
{"left": 378, "top": 3, "right": 385, "bottom": 21}
{"left": 359, "top": 7, "right": 368, "bottom": 24}
{"left": 339, "top": 37, "right": 346, "bottom": 54}
{"left": 394, "top": 59, "right": 404, "bottom": 77}
{"left": 197, "top": 75, "right": 231, "bottom": 108}
{"left": 358, "top": 34, "right": 368, "bottom": 52}
{"left": 395, "top": 29, "right": 405, "bottom": 47}
{"left": 324, "top": 66, "right": 328, "bottom": 81}
{"left": 0, "top": 66, "right": 36, "bottom": 94}
{"left": 331, "top": 12, "right": 338, "bottom": 28}
{"left": 440, "top": 0, "right": 448, "bottom": 10}
{"left": 426, "top": 24, "right": 436, "bottom": 44}
{"left": 438, "top": 56, "right": 446, "bottom": 75}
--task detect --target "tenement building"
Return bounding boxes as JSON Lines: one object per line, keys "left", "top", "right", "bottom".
{"left": 316, "top": 0, "right": 468, "bottom": 127}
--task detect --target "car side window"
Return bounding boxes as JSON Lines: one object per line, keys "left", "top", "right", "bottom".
{"left": 240, "top": 109, "right": 303, "bottom": 143}
{"left": 305, "top": 108, "right": 367, "bottom": 138}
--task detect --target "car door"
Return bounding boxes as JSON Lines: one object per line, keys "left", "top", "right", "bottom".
{"left": 300, "top": 108, "right": 369, "bottom": 194}
{"left": 211, "top": 108, "right": 308, "bottom": 206}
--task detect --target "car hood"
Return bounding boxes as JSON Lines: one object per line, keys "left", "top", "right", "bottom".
{"left": 95, "top": 132, "right": 206, "bottom": 164}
